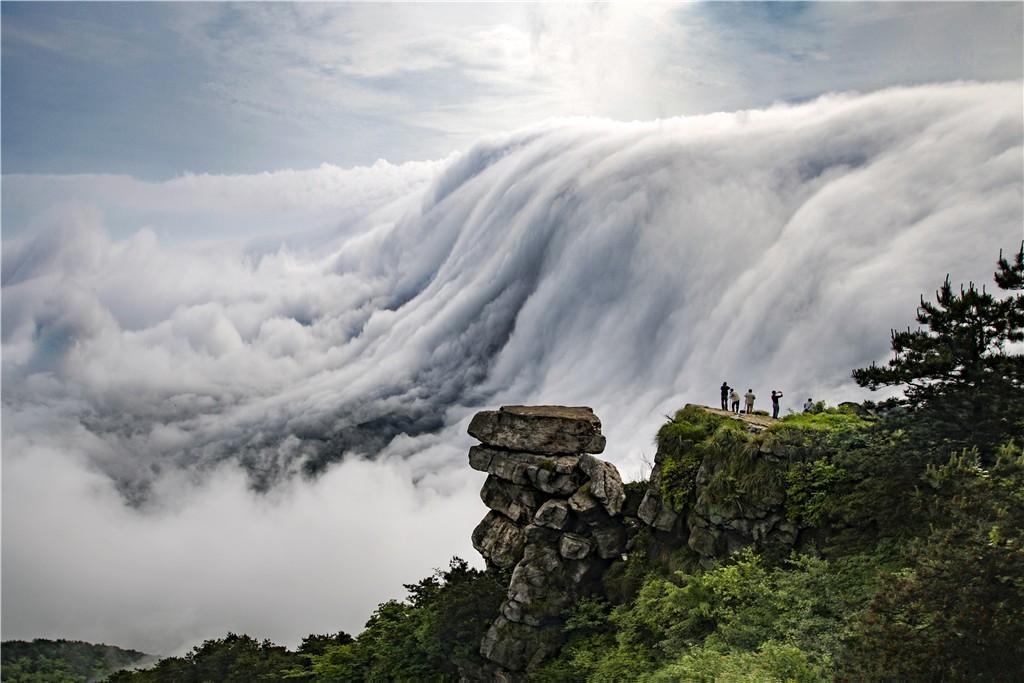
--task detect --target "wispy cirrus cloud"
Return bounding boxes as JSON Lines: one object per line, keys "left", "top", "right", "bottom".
{"left": 5, "top": 2, "right": 1019, "bottom": 178}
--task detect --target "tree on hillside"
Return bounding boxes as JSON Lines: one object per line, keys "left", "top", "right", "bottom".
{"left": 295, "top": 631, "right": 354, "bottom": 658}
{"left": 996, "top": 243, "right": 1024, "bottom": 291}
{"left": 308, "top": 557, "right": 506, "bottom": 681}
{"left": 104, "top": 633, "right": 309, "bottom": 683}
{"left": 838, "top": 446, "right": 1024, "bottom": 681}
{"left": 0, "top": 639, "right": 147, "bottom": 683}
{"left": 852, "top": 243, "right": 1024, "bottom": 458}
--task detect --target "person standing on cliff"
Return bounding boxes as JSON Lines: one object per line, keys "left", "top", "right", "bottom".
{"left": 730, "top": 388, "right": 741, "bottom": 413}
{"left": 771, "top": 390, "right": 783, "bottom": 419}
{"left": 721, "top": 382, "right": 730, "bottom": 410}
{"left": 744, "top": 389, "right": 755, "bottom": 414}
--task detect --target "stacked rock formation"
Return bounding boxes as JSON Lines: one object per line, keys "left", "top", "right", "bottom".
{"left": 467, "top": 406, "right": 627, "bottom": 676}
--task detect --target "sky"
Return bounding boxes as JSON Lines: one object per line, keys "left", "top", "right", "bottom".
{"left": 4, "top": 2, "right": 1022, "bottom": 180}
{"left": 2, "top": 1, "right": 1023, "bottom": 658}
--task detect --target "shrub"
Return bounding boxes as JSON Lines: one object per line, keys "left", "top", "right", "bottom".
{"left": 593, "top": 550, "right": 877, "bottom": 679}
{"left": 529, "top": 598, "right": 616, "bottom": 682}
{"left": 647, "top": 640, "right": 826, "bottom": 683}
{"left": 786, "top": 458, "right": 841, "bottom": 526}
{"left": 659, "top": 451, "right": 702, "bottom": 511}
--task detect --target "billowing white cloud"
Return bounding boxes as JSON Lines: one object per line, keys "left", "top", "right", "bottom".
{"left": 2, "top": 81, "right": 1022, "bottom": 654}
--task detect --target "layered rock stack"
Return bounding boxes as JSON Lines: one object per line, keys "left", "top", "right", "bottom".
{"left": 467, "top": 406, "right": 627, "bottom": 676}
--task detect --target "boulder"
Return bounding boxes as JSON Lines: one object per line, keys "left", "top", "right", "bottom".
{"left": 506, "top": 537, "right": 572, "bottom": 624}
{"left": 534, "top": 499, "right": 572, "bottom": 530}
{"left": 473, "top": 511, "right": 526, "bottom": 569}
{"left": 687, "top": 522, "right": 720, "bottom": 558}
{"left": 558, "top": 532, "right": 593, "bottom": 560}
{"left": 480, "top": 617, "right": 565, "bottom": 673}
{"left": 591, "top": 524, "right": 628, "bottom": 560}
{"left": 480, "top": 476, "right": 546, "bottom": 524}
{"left": 501, "top": 530, "right": 606, "bottom": 628}
{"left": 637, "top": 488, "right": 681, "bottom": 532}
{"left": 466, "top": 405, "right": 625, "bottom": 676}
{"left": 469, "top": 446, "right": 582, "bottom": 495}
{"left": 578, "top": 453, "right": 626, "bottom": 516}
{"left": 567, "top": 483, "right": 608, "bottom": 526}
{"left": 468, "top": 405, "right": 606, "bottom": 454}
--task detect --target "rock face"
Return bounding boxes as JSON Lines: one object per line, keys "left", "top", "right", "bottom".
{"left": 468, "top": 406, "right": 625, "bottom": 676}
{"left": 686, "top": 439, "right": 796, "bottom": 566}
{"left": 638, "top": 404, "right": 804, "bottom": 568}
{"left": 637, "top": 455, "right": 685, "bottom": 535}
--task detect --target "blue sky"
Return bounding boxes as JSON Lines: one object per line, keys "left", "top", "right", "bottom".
{"left": 3, "top": 2, "right": 1021, "bottom": 179}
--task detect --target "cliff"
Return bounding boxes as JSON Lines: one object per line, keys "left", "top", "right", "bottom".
{"left": 464, "top": 404, "right": 819, "bottom": 679}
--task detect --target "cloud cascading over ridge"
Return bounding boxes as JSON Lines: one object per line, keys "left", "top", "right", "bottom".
{"left": 2, "top": 81, "right": 1022, "bottom": 653}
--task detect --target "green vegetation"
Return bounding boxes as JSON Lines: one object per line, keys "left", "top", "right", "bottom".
{"left": 838, "top": 445, "right": 1024, "bottom": 680}
{"left": 1, "top": 639, "right": 147, "bottom": 683}
{"left": 785, "top": 457, "right": 840, "bottom": 526}
{"left": 101, "top": 633, "right": 324, "bottom": 683}
{"left": 307, "top": 558, "right": 505, "bottom": 681}
{"left": 535, "top": 550, "right": 883, "bottom": 682}
{"left": 97, "top": 558, "right": 504, "bottom": 683}
{"left": 24, "top": 247, "right": 1022, "bottom": 682}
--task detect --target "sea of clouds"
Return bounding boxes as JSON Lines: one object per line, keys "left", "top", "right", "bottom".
{"left": 2, "top": 81, "right": 1022, "bottom": 655}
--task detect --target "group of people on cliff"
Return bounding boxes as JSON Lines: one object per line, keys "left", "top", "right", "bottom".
{"left": 720, "top": 382, "right": 814, "bottom": 419}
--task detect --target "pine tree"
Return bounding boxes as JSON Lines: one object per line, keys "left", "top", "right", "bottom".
{"left": 852, "top": 244, "right": 1023, "bottom": 458}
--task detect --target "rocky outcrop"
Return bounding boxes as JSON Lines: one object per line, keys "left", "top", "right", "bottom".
{"left": 466, "top": 403, "right": 815, "bottom": 677}
{"left": 686, "top": 441, "right": 797, "bottom": 566}
{"left": 467, "top": 406, "right": 626, "bottom": 676}
{"left": 637, "top": 404, "right": 806, "bottom": 568}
